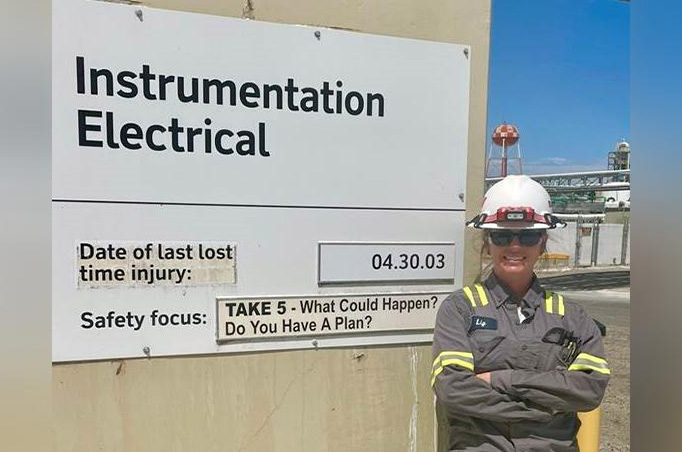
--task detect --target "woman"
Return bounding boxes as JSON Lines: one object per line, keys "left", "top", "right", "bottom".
{"left": 432, "top": 175, "right": 610, "bottom": 452}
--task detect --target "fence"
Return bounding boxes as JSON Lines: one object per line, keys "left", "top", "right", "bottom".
{"left": 538, "top": 219, "right": 630, "bottom": 270}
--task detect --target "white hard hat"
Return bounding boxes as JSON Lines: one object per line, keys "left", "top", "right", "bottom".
{"left": 467, "top": 175, "right": 566, "bottom": 229}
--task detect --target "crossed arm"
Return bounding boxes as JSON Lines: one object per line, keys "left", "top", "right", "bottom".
{"left": 432, "top": 295, "right": 610, "bottom": 420}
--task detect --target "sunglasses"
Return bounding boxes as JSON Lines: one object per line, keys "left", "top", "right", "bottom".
{"left": 488, "top": 230, "right": 544, "bottom": 247}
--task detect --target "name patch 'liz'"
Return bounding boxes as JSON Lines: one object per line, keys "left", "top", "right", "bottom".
{"left": 469, "top": 316, "right": 498, "bottom": 332}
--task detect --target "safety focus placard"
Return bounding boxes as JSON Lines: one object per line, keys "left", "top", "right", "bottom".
{"left": 216, "top": 292, "right": 450, "bottom": 342}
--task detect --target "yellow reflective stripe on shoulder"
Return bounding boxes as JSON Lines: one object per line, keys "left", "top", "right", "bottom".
{"left": 462, "top": 286, "right": 476, "bottom": 307}
{"left": 545, "top": 291, "right": 554, "bottom": 314}
{"left": 544, "top": 291, "right": 565, "bottom": 316}
{"left": 568, "top": 363, "right": 611, "bottom": 374}
{"left": 474, "top": 284, "right": 489, "bottom": 306}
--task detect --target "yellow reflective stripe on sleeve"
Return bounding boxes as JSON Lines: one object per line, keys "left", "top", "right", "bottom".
{"left": 569, "top": 352, "right": 610, "bottom": 374}
{"left": 474, "top": 284, "right": 489, "bottom": 306}
{"left": 431, "top": 351, "right": 475, "bottom": 386}
{"left": 574, "top": 352, "right": 608, "bottom": 365}
{"left": 432, "top": 351, "right": 474, "bottom": 372}
{"left": 432, "top": 351, "right": 474, "bottom": 366}
{"left": 557, "top": 294, "right": 565, "bottom": 315}
{"left": 463, "top": 286, "right": 476, "bottom": 307}
{"left": 545, "top": 291, "right": 554, "bottom": 314}
{"left": 431, "top": 367, "right": 444, "bottom": 386}
{"left": 440, "top": 358, "right": 475, "bottom": 371}
{"left": 568, "top": 363, "right": 611, "bottom": 374}
{"left": 431, "top": 361, "right": 475, "bottom": 386}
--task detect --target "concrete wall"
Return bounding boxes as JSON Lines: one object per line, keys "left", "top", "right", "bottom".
{"left": 546, "top": 222, "right": 579, "bottom": 262}
{"left": 604, "top": 209, "right": 630, "bottom": 225}
{"left": 52, "top": 1, "right": 491, "bottom": 451}
{"left": 597, "top": 224, "right": 625, "bottom": 266}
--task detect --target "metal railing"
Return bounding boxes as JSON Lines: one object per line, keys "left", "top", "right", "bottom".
{"left": 486, "top": 169, "right": 630, "bottom": 194}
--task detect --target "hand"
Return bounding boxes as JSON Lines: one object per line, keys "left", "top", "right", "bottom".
{"left": 475, "top": 372, "right": 492, "bottom": 385}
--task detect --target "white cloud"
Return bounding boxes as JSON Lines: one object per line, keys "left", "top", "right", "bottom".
{"left": 543, "top": 157, "right": 569, "bottom": 165}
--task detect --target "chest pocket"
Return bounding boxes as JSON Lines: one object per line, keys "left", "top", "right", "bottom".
{"left": 470, "top": 333, "right": 506, "bottom": 372}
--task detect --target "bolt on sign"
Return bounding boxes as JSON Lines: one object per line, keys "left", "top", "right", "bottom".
{"left": 52, "top": 0, "right": 470, "bottom": 362}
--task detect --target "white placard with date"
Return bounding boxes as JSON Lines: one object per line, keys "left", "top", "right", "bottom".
{"left": 318, "top": 242, "right": 456, "bottom": 285}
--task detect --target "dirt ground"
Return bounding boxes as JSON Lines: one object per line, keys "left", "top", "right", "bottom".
{"left": 543, "top": 278, "right": 630, "bottom": 452}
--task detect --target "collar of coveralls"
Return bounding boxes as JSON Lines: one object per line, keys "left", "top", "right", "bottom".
{"left": 484, "top": 272, "right": 546, "bottom": 309}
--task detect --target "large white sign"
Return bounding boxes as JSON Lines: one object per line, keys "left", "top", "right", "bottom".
{"left": 52, "top": 0, "right": 470, "bottom": 362}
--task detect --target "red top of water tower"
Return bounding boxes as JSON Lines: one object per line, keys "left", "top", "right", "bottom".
{"left": 492, "top": 123, "right": 520, "bottom": 146}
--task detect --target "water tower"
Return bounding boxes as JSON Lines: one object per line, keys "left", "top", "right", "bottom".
{"left": 486, "top": 123, "right": 523, "bottom": 177}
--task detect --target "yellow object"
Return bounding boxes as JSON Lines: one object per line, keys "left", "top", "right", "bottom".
{"left": 569, "top": 353, "right": 611, "bottom": 374}
{"left": 577, "top": 407, "right": 601, "bottom": 452}
{"left": 543, "top": 291, "right": 565, "bottom": 315}
{"left": 538, "top": 253, "right": 570, "bottom": 269}
{"left": 462, "top": 285, "right": 490, "bottom": 307}
{"left": 544, "top": 292, "right": 554, "bottom": 313}
{"left": 431, "top": 351, "right": 475, "bottom": 386}
{"left": 540, "top": 253, "right": 571, "bottom": 260}
{"left": 463, "top": 286, "right": 477, "bottom": 306}
{"left": 474, "top": 284, "right": 489, "bottom": 306}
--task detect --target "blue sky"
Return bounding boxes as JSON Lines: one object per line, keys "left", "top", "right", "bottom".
{"left": 487, "top": 0, "right": 630, "bottom": 175}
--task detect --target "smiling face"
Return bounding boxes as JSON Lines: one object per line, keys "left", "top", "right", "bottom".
{"left": 486, "top": 229, "right": 547, "bottom": 283}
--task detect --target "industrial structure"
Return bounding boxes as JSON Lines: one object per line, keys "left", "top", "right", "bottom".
{"left": 485, "top": 138, "right": 631, "bottom": 215}
{"left": 483, "top": 134, "right": 631, "bottom": 273}
{"left": 603, "top": 141, "right": 631, "bottom": 210}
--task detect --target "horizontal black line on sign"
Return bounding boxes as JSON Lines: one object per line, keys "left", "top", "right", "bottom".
{"left": 52, "top": 199, "right": 465, "bottom": 212}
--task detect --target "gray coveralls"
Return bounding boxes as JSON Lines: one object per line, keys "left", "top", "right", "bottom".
{"left": 432, "top": 273, "right": 610, "bottom": 451}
